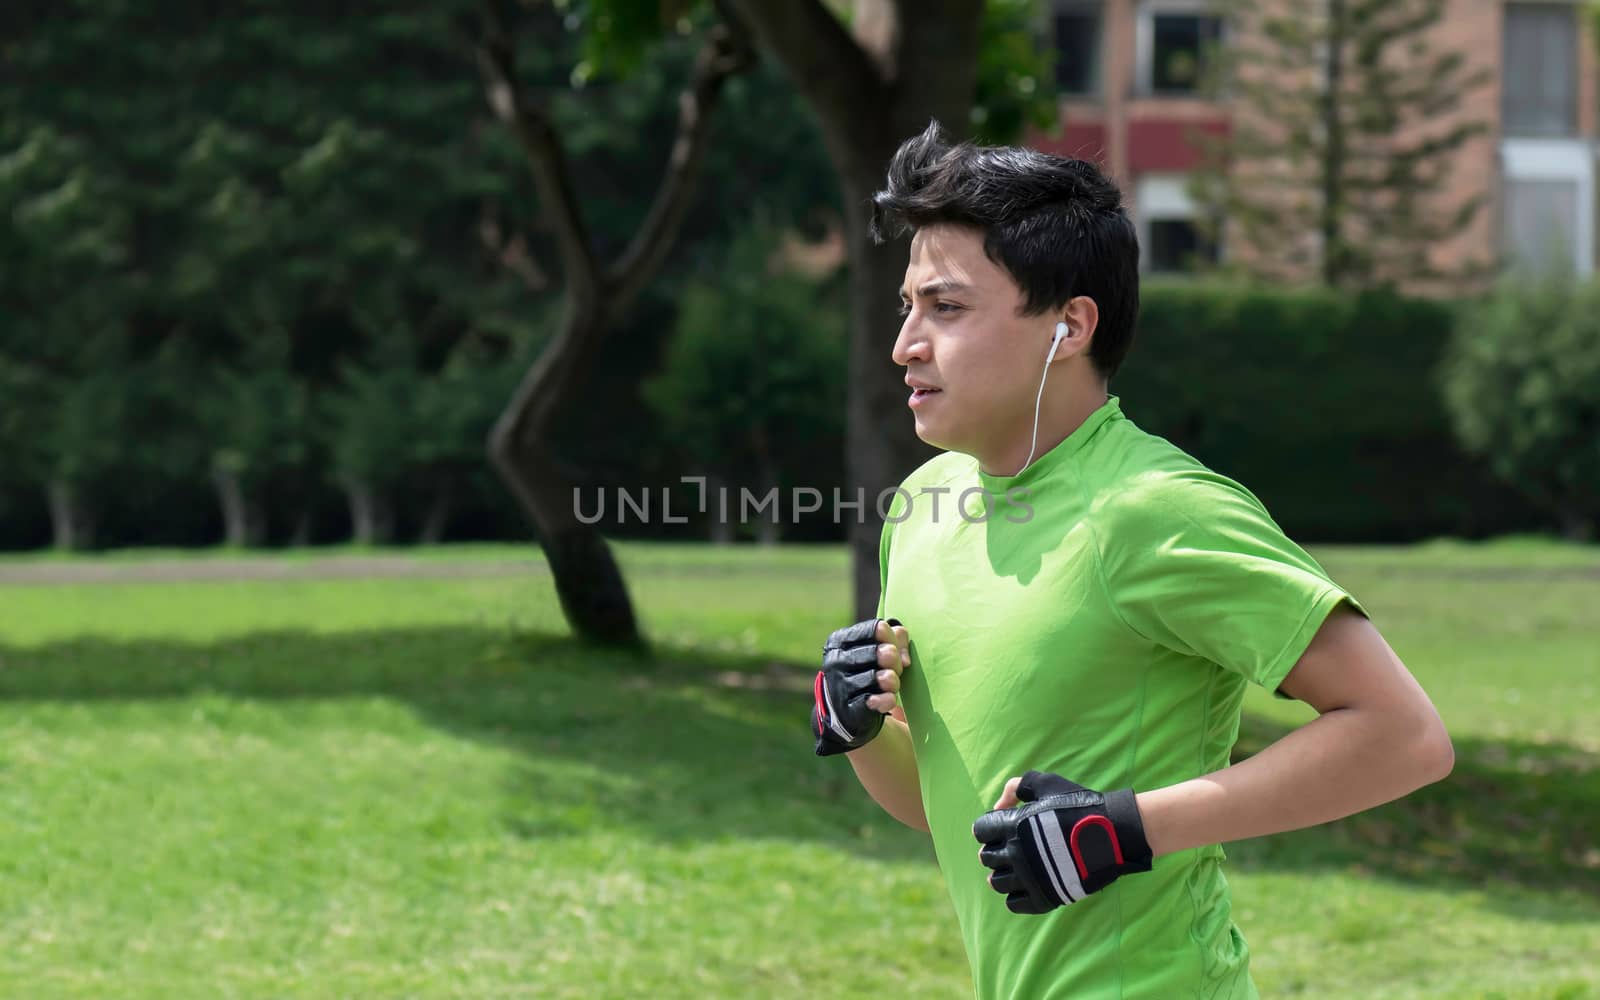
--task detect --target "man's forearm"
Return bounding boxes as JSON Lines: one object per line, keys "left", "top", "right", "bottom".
{"left": 1135, "top": 704, "right": 1454, "bottom": 858}
{"left": 847, "top": 716, "right": 929, "bottom": 832}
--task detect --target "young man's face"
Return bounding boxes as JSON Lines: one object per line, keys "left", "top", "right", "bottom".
{"left": 892, "top": 223, "right": 1060, "bottom": 460}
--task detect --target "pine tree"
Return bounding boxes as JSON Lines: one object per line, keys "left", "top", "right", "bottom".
{"left": 1191, "top": 0, "right": 1492, "bottom": 289}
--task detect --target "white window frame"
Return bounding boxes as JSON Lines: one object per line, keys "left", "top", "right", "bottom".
{"left": 1500, "top": 140, "right": 1594, "bottom": 274}
{"left": 1135, "top": 0, "right": 1225, "bottom": 98}
{"left": 1136, "top": 173, "right": 1220, "bottom": 273}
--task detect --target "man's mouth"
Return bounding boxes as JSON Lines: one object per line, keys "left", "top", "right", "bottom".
{"left": 908, "top": 386, "right": 942, "bottom": 407}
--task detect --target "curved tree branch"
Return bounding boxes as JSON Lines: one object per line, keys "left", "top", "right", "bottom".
{"left": 721, "top": 0, "right": 887, "bottom": 168}
{"left": 476, "top": 0, "right": 600, "bottom": 301}
{"left": 607, "top": 13, "right": 755, "bottom": 306}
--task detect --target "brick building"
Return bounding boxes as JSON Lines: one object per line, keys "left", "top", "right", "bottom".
{"left": 1031, "top": 0, "right": 1599, "bottom": 282}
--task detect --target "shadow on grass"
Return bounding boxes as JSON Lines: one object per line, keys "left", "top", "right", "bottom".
{"left": 0, "top": 626, "right": 931, "bottom": 861}
{"left": 2, "top": 627, "right": 1595, "bottom": 903}
{"left": 1224, "top": 715, "right": 1600, "bottom": 910}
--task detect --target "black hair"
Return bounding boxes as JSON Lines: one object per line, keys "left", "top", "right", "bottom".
{"left": 869, "top": 120, "right": 1141, "bottom": 379}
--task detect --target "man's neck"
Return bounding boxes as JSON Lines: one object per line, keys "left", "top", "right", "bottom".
{"left": 977, "top": 384, "right": 1109, "bottom": 477}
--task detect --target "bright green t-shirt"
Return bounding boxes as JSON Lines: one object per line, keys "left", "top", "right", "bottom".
{"left": 877, "top": 394, "right": 1365, "bottom": 1000}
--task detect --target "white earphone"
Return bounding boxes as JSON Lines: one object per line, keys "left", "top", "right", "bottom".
{"left": 1015, "top": 321, "right": 1070, "bottom": 476}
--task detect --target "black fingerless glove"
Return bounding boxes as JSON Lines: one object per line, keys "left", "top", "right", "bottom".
{"left": 811, "top": 617, "right": 900, "bottom": 757}
{"left": 972, "top": 770, "right": 1153, "bottom": 913}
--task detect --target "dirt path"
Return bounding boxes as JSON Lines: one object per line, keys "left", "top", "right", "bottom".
{"left": 3, "top": 552, "right": 1597, "bottom": 585}
{"left": 0, "top": 556, "right": 550, "bottom": 585}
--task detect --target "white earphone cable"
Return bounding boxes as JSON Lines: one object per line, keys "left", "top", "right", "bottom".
{"left": 1015, "top": 327, "right": 1066, "bottom": 476}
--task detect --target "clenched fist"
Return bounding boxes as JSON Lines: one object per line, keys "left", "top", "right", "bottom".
{"left": 973, "top": 771, "right": 1153, "bottom": 914}
{"left": 811, "top": 617, "right": 910, "bottom": 756}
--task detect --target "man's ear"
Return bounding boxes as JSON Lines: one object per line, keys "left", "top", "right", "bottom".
{"left": 1054, "top": 295, "right": 1099, "bottom": 360}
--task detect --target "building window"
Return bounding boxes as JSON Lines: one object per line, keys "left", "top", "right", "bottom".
{"left": 1137, "top": 173, "right": 1220, "bottom": 273}
{"left": 1147, "top": 219, "right": 1219, "bottom": 273}
{"left": 1053, "top": 4, "right": 1103, "bottom": 96}
{"left": 1143, "top": 8, "right": 1223, "bottom": 95}
{"left": 1502, "top": 177, "right": 1579, "bottom": 274}
{"left": 1502, "top": 4, "right": 1576, "bottom": 138}
{"left": 1500, "top": 139, "right": 1594, "bottom": 276}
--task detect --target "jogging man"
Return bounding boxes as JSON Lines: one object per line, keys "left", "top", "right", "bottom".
{"left": 809, "top": 122, "right": 1454, "bottom": 999}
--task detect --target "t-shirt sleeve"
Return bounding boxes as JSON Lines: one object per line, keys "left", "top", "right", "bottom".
{"left": 1095, "top": 472, "right": 1367, "bottom": 695}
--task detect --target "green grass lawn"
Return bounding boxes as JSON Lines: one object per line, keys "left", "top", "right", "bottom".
{"left": 0, "top": 540, "right": 1596, "bottom": 998}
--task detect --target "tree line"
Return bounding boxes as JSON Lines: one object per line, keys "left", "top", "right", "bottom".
{"left": 0, "top": 1, "right": 852, "bottom": 554}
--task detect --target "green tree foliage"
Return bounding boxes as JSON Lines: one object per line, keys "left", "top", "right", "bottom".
{"left": 199, "top": 328, "right": 317, "bottom": 547}
{"left": 413, "top": 337, "right": 527, "bottom": 544}
{"left": 0, "top": 127, "right": 134, "bottom": 547}
{"left": 1440, "top": 275, "right": 1600, "bottom": 540}
{"left": 973, "top": 0, "right": 1060, "bottom": 144}
{"left": 643, "top": 222, "right": 846, "bottom": 542}
{"left": 326, "top": 320, "right": 423, "bottom": 546}
{"left": 0, "top": 1, "right": 541, "bottom": 546}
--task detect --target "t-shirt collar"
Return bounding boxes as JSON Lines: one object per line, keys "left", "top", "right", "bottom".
{"left": 976, "top": 393, "right": 1123, "bottom": 493}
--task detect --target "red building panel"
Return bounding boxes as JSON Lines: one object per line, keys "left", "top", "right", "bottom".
{"left": 1127, "top": 118, "right": 1230, "bottom": 172}
{"left": 1028, "top": 122, "right": 1110, "bottom": 166}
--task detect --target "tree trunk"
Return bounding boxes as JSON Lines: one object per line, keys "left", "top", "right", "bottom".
{"left": 346, "top": 480, "right": 374, "bottom": 546}
{"left": 245, "top": 504, "right": 266, "bottom": 547}
{"left": 47, "top": 478, "right": 93, "bottom": 551}
{"left": 840, "top": 170, "right": 939, "bottom": 614}
{"left": 476, "top": 8, "right": 752, "bottom": 648}
{"left": 706, "top": 473, "right": 735, "bottom": 544}
{"left": 418, "top": 480, "right": 455, "bottom": 545}
{"left": 343, "top": 478, "right": 393, "bottom": 546}
{"left": 1557, "top": 506, "right": 1595, "bottom": 543}
{"left": 484, "top": 307, "right": 644, "bottom": 647}
{"left": 723, "top": 0, "right": 981, "bottom": 618}
{"left": 490, "top": 432, "right": 641, "bottom": 647}
{"left": 289, "top": 507, "right": 312, "bottom": 548}
{"left": 372, "top": 494, "right": 394, "bottom": 545}
{"left": 211, "top": 463, "right": 261, "bottom": 548}
{"left": 754, "top": 455, "right": 782, "bottom": 547}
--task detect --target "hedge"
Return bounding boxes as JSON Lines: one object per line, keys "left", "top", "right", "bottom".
{"left": 1115, "top": 282, "right": 1542, "bottom": 542}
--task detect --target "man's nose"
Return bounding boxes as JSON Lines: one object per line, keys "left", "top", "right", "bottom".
{"left": 892, "top": 313, "right": 929, "bottom": 366}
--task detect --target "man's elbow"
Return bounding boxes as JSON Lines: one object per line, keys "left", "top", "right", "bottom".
{"left": 882, "top": 801, "right": 931, "bottom": 834}
{"left": 1411, "top": 714, "right": 1455, "bottom": 787}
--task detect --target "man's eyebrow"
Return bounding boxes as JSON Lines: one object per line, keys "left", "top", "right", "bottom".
{"left": 899, "top": 280, "right": 972, "bottom": 299}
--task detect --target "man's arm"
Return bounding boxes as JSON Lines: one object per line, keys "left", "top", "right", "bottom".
{"left": 815, "top": 618, "right": 929, "bottom": 833}
{"left": 975, "top": 605, "right": 1452, "bottom": 914}
{"left": 1124, "top": 605, "right": 1451, "bottom": 856}
{"left": 848, "top": 705, "right": 929, "bottom": 833}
